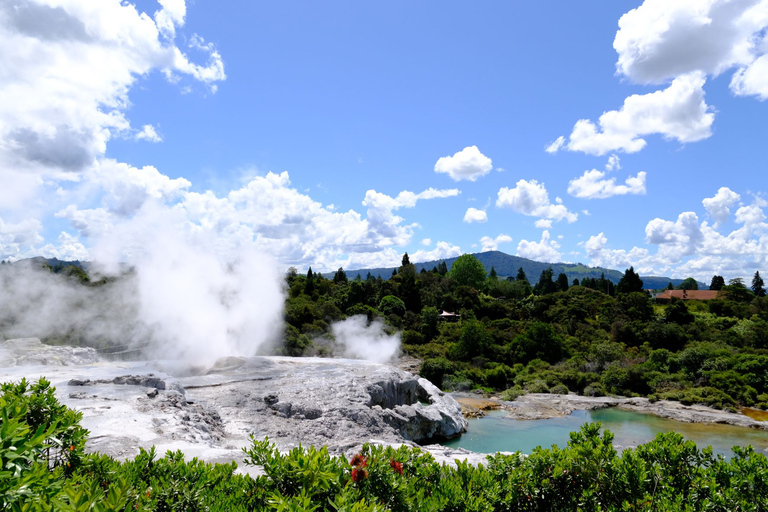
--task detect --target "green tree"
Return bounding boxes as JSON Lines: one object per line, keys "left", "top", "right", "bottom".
{"left": 665, "top": 298, "right": 694, "bottom": 325}
{"left": 488, "top": 266, "right": 498, "bottom": 281}
{"left": 451, "top": 319, "right": 491, "bottom": 360}
{"left": 616, "top": 266, "right": 643, "bottom": 294}
{"left": 516, "top": 267, "right": 528, "bottom": 283}
{"left": 752, "top": 271, "right": 766, "bottom": 297}
{"left": 556, "top": 272, "right": 569, "bottom": 292}
{"left": 534, "top": 267, "right": 558, "bottom": 295}
{"left": 333, "top": 267, "right": 348, "bottom": 284}
{"left": 678, "top": 277, "right": 699, "bottom": 290}
{"left": 420, "top": 306, "right": 439, "bottom": 342}
{"left": 448, "top": 254, "right": 487, "bottom": 289}
{"left": 378, "top": 295, "right": 406, "bottom": 317}
{"left": 304, "top": 267, "right": 315, "bottom": 295}
{"left": 512, "top": 321, "right": 564, "bottom": 364}
{"left": 709, "top": 275, "right": 725, "bottom": 291}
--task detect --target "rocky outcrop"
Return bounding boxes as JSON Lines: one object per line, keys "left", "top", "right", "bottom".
{"left": 0, "top": 341, "right": 468, "bottom": 464}
{"left": 504, "top": 393, "right": 768, "bottom": 430}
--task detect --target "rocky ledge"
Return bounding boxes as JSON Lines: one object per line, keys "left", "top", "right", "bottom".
{"left": 1, "top": 338, "right": 468, "bottom": 467}
{"left": 500, "top": 393, "right": 768, "bottom": 430}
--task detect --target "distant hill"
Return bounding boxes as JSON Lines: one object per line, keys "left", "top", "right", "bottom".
{"left": 9, "top": 257, "right": 87, "bottom": 270}
{"left": 337, "top": 251, "right": 703, "bottom": 290}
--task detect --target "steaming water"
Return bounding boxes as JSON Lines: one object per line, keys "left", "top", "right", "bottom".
{"left": 443, "top": 408, "right": 768, "bottom": 458}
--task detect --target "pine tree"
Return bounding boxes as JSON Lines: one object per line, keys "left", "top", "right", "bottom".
{"left": 556, "top": 272, "right": 569, "bottom": 292}
{"left": 516, "top": 267, "right": 528, "bottom": 284}
{"left": 709, "top": 275, "right": 725, "bottom": 291}
{"left": 304, "top": 267, "right": 315, "bottom": 295}
{"left": 752, "top": 271, "right": 766, "bottom": 297}
{"left": 616, "top": 266, "right": 644, "bottom": 294}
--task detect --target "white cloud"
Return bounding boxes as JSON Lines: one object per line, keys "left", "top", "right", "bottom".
{"left": 702, "top": 187, "right": 741, "bottom": 227}
{"left": 568, "top": 170, "right": 647, "bottom": 199}
{"left": 135, "top": 124, "right": 162, "bottom": 143}
{"left": 434, "top": 146, "right": 493, "bottom": 182}
{"left": 411, "top": 241, "right": 463, "bottom": 263}
{"left": 38, "top": 232, "right": 90, "bottom": 261}
{"left": 496, "top": 179, "right": 578, "bottom": 222}
{"left": 645, "top": 211, "right": 704, "bottom": 255}
{"left": 0, "top": 216, "right": 43, "bottom": 259}
{"left": 480, "top": 234, "right": 512, "bottom": 252}
{"left": 606, "top": 154, "right": 621, "bottom": 171}
{"left": 0, "top": 0, "right": 225, "bottom": 195}
{"left": 582, "top": 193, "right": 768, "bottom": 281}
{"left": 613, "top": 0, "right": 759, "bottom": 84}
{"left": 534, "top": 219, "right": 553, "bottom": 229}
{"left": 421, "top": 238, "right": 432, "bottom": 246}
{"left": 562, "top": 73, "right": 714, "bottom": 155}
{"left": 516, "top": 230, "right": 562, "bottom": 263}
{"left": 614, "top": 0, "right": 768, "bottom": 100}
{"left": 56, "top": 171, "right": 460, "bottom": 272}
{"left": 463, "top": 207, "right": 488, "bottom": 223}
{"left": 582, "top": 232, "right": 653, "bottom": 273}
{"left": 545, "top": 136, "right": 565, "bottom": 154}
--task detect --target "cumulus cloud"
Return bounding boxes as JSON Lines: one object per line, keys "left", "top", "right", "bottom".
{"left": 463, "top": 207, "right": 488, "bottom": 223}
{"left": 53, "top": 169, "right": 459, "bottom": 272}
{"left": 606, "top": 154, "right": 621, "bottom": 171}
{"left": 534, "top": 219, "right": 553, "bottom": 229}
{"left": 135, "top": 125, "right": 163, "bottom": 143}
{"left": 434, "top": 146, "right": 493, "bottom": 182}
{"left": 0, "top": 0, "right": 225, "bottom": 192}
{"left": 480, "top": 234, "right": 513, "bottom": 252}
{"left": 582, "top": 193, "right": 768, "bottom": 281}
{"left": 614, "top": 0, "right": 768, "bottom": 100}
{"left": 613, "top": 0, "right": 759, "bottom": 84}
{"left": 411, "top": 241, "right": 463, "bottom": 264}
{"left": 568, "top": 170, "right": 647, "bottom": 199}
{"left": 645, "top": 211, "right": 704, "bottom": 255}
{"left": 703, "top": 187, "right": 741, "bottom": 227}
{"left": 421, "top": 238, "right": 432, "bottom": 246}
{"left": 545, "top": 136, "right": 566, "bottom": 154}
{"left": 496, "top": 179, "right": 578, "bottom": 222}
{"left": 560, "top": 73, "right": 714, "bottom": 155}
{"left": 516, "top": 230, "right": 562, "bottom": 263}
{"left": 0, "top": 217, "right": 43, "bottom": 259}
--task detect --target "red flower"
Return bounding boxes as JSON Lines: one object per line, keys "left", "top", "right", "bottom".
{"left": 390, "top": 459, "right": 403, "bottom": 475}
{"left": 351, "top": 467, "right": 368, "bottom": 483}
{"left": 349, "top": 453, "right": 367, "bottom": 467}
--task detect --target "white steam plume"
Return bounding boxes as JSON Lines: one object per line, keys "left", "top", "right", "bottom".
{"left": 330, "top": 315, "right": 401, "bottom": 364}
{"left": 88, "top": 201, "right": 286, "bottom": 365}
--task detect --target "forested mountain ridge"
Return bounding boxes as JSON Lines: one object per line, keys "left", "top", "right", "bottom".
{"left": 335, "top": 250, "right": 702, "bottom": 290}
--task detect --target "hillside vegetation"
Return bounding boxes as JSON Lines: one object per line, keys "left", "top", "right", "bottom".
{"left": 285, "top": 254, "right": 768, "bottom": 412}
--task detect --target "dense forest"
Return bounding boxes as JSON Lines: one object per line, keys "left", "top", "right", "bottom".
{"left": 283, "top": 253, "right": 768, "bottom": 412}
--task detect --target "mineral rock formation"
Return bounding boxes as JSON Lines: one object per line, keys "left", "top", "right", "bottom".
{"left": 1, "top": 338, "right": 468, "bottom": 465}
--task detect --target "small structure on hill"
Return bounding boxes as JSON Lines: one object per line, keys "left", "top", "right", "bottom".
{"left": 439, "top": 311, "right": 461, "bottom": 322}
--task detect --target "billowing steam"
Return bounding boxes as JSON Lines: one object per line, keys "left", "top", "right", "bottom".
{"left": 1, "top": 201, "right": 287, "bottom": 366}
{"left": 330, "top": 315, "right": 400, "bottom": 364}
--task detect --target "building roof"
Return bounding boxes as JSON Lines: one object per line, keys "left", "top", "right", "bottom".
{"left": 655, "top": 289, "right": 720, "bottom": 300}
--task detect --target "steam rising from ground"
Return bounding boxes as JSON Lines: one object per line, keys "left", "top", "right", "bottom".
{"left": 1, "top": 201, "right": 287, "bottom": 366}
{"left": 330, "top": 315, "right": 401, "bottom": 364}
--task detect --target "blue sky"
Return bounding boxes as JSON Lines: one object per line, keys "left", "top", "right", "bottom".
{"left": 2, "top": 0, "right": 768, "bottom": 281}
